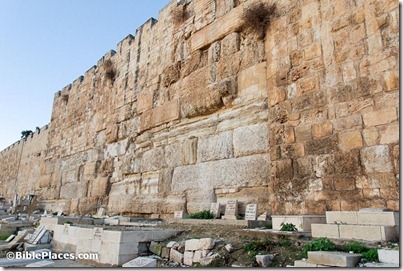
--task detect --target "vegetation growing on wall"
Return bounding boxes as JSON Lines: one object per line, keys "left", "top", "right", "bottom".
{"left": 104, "top": 59, "right": 116, "bottom": 83}
{"left": 241, "top": 2, "right": 276, "bottom": 39}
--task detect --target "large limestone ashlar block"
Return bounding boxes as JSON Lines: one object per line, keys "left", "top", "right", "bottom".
{"left": 308, "top": 251, "right": 362, "bottom": 267}
{"left": 361, "top": 145, "right": 393, "bottom": 173}
{"left": 141, "top": 147, "right": 166, "bottom": 172}
{"left": 233, "top": 123, "right": 268, "bottom": 157}
{"left": 357, "top": 211, "right": 399, "bottom": 226}
{"left": 238, "top": 62, "right": 267, "bottom": 98}
{"left": 197, "top": 131, "right": 233, "bottom": 162}
{"left": 191, "top": 3, "right": 244, "bottom": 51}
{"left": 326, "top": 211, "right": 358, "bottom": 224}
{"left": 172, "top": 154, "right": 269, "bottom": 191}
{"left": 140, "top": 99, "right": 180, "bottom": 131}
{"left": 339, "top": 225, "right": 398, "bottom": 241}
{"left": 311, "top": 224, "right": 340, "bottom": 239}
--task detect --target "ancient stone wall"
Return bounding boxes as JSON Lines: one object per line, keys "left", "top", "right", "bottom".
{"left": 0, "top": 0, "right": 399, "bottom": 216}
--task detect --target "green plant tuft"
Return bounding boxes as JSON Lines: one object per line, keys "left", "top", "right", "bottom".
{"left": 264, "top": 221, "right": 273, "bottom": 229}
{"left": 187, "top": 210, "right": 214, "bottom": 219}
{"left": 280, "top": 223, "right": 298, "bottom": 232}
{"left": 303, "top": 238, "right": 336, "bottom": 257}
{"left": 362, "top": 249, "right": 379, "bottom": 262}
{"left": 343, "top": 241, "right": 368, "bottom": 254}
{"left": 244, "top": 240, "right": 272, "bottom": 256}
{"left": 0, "top": 234, "right": 10, "bottom": 241}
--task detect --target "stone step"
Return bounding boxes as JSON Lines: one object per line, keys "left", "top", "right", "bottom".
{"left": 326, "top": 211, "right": 399, "bottom": 226}
{"left": 312, "top": 224, "right": 398, "bottom": 242}
{"left": 272, "top": 215, "right": 326, "bottom": 231}
{"left": 308, "top": 251, "right": 362, "bottom": 267}
{"left": 378, "top": 249, "right": 399, "bottom": 264}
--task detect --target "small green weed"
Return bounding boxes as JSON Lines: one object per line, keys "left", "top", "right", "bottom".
{"left": 303, "top": 238, "right": 336, "bottom": 257}
{"left": 264, "top": 222, "right": 273, "bottom": 229}
{"left": 280, "top": 223, "right": 297, "bottom": 232}
{"left": 343, "top": 241, "right": 368, "bottom": 254}
{"left": 280, "top": 237, "right": 291, "bottom": 247}
{"left": 244, "top": 240, "right": 272, "bottom": 256}
{"left": 362, "top": 249, "right": 379, "bottom": 262}
{"left": 187, "top": 210, "right": 214, "bottom": 219}
{"left": 0, "top": 234, "right": 10, "bottom": 241}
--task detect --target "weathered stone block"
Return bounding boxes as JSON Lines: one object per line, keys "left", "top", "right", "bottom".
{"left": 326, "top": 211, "right": 358, "bottom": 224}
{"left": 208, "top": 41, "right": 221, "bottom": 64}
{"left": 136, "top": 91, "right": 153, "bottom": 114}
{"left": 268, "top": 87, "right": 286, "bottom": 107}
{"left": 294, "top": 260, "right": 328, "bottom": 267}
{"left": 191, "top": 4, "right": 243, "bottom": 51}
{"left": 221, "top": 33, "right": 240, "bottom": 56}
{"left": 233, "top": 123, "right": 268, "bottom": 157}
{"left": 238, "top": 62, "right": 266, "bottom": 99}
{"left": 311, "top": 224, "right": 340, "bottom": 239}
{"left": 339, "top": 225, "right": 398, "bottom": 241}
{"left": 181, "top": 82, "right": 224, "bottom": 118}
{"left": 308, "top": 251, "right": 361, "bottom": 267}
{"left": 361, "top": 145, "right": 393, "bottom": 173}
{"left": 380, "top": 123, "right": 399, "bottom": 144}
{"left": 306, "top": 135, "right": 338, "bottom": 155}
{"left": 172, "top": 154, "right": 269, "bottom": 192}
{"left": 149, "top": 241, "right": 162, "bottom": 256}
{"left": 141, "top": 147, "right": 165, "bottom": 172}
{"left": 378, "top": 249, "right": 399, "bottom": 264}
{"left": 185, "top": 238, "right": 215, "bottom": 251}
{"left": 295, "top": 125, "right": 312, "bottom": 142}
{"left": 256, "top": 254, "right": 274, "bottom": 267}
{"left": 357, "top": 211, "right": 398, "bottom": 226}
{"left": 197, "top": 131, "right": 233, "bottom": 162}
{"left": 140, "top": 99, "right": 180, "bottom": 131}
{"left": 312, "top": 121, "right": 333, "bottom": 138}
{"left": 338, "top": 130, "right": 363, "bottom": 151}
{"left": 184, "top": 251, "right": 194, "bottom": 266}
{"left": 182, "top": 137, "right": 197, "bottom": 165}
{"left": 363, "top": 108, "right": 397, "bottom": 127}
{"left": 296, "top": 75, "right": 319, "bottom": 96}
{"left": 199, "top": 253, "right": 220, "bottom": 266}
{"left": 161, "top": 247, "right": 170, "bottom": 259}
{"left": 169, "top": 249, "right": 184, "bottom": 264}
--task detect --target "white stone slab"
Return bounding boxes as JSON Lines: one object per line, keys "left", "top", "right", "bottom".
{"left": 225, "top": 200, "right": 238, "bottom": 216}
{"left": 308, "top": 251, "right": 362, "bottom": 267}
{"left": 184, "top": 251, "right": 194, "bottom": 266}
{"left": 378, "top": 249, "right": 399, "bottom": 264}
{"left": 257, "top": 212, "right": 267, "bottom": 221}
{"left": 245, "top": 204, "right": 258, "bottom": 221}
{"left": 326, "top": 211, "right": 358, "bottom": 224}
{"left": 357, "top": 212, "right": 398, "bottom": 226}
{"left": 185, "top": 238, "right": 215, "bottom": 251}
{"left": 5, "top": 234, "right": 15, "bottom": 242}
{"left": 210, "top": 203, "right": 221, "bottom": 218}
{"left": 170, "top": 249, "right": 183, "bottom": 264}
{"left": 122, "top": 257, "right": 157, "bottom": 267}
{"left": 174, "top": 211, "right": 184, "bottom": 219}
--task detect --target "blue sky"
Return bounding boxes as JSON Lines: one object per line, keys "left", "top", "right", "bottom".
{"left": 0, "top": 0, "right": 171, "bottom": 150}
